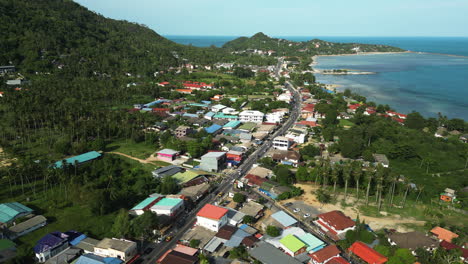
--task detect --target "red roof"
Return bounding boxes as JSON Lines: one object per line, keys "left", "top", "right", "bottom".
{"left": 159, "top": 82, "right": 170, "bottom": 85}
{"left": 348, "top": 241, "right": 388, "bottom": 264}
{"left": 296, "top": 121, "right": 318, "bottom": 127}
{"left": 153, "top": 108, "right": 170, "bottom": 112}
{"left": 327, "top": 257, "right": 351, "bottom": 264}
{"left": 196, "top": 204, "right": 228, "bottom": 220}
{"left": 317, "top": 210, "right": 355, "bottom": 231}
{"left": 176, "top": 89, "right": 193, "bottom": 93}
{"left": 348, "top": 103, "right": 362, "bottom": 110}
{"left": 244, "top": 174, "right": 267, "bottom": 186}
{"left": 309, "top": 245, "right": 340, "bottom": 263}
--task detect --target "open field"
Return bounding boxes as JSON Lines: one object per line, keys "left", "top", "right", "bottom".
{"left": 106, "top": 139, "right": 157, "bottom": 160}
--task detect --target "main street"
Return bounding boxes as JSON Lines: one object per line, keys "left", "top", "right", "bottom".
{"left": 144, "top": 59, "right": 301, "bottom": 263}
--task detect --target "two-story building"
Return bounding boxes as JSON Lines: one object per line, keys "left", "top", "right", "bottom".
{"left": 200, "top": 152, "right": 226, "bottom": 172}
{"left": 94, "top": 238, "right": 137, "bottom": 262}
{"left": 196, "top": 204, "right": 228, "bottom": 232}
{"left": 314, "top": 211, "right": 355, "bottom": 241}
{"left": 239, "top": 110, "right": 265, "bottom": 123}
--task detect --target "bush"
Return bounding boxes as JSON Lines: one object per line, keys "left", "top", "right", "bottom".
{"left": 266, "top": 225, "right": 281, "bottom": 237}
{"left": 190, "top": 239, "right": 200, "bottom": 248}
{"left": 243, "top": 215, "right": 255, "bottom": 224}
{"left": 233, "top": 193, "right": 246, "bottom": 203}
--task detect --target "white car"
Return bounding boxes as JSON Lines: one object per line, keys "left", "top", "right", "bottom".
{"left": 293, "top": 208, "right": 301, "bottom": 213}
{"left": 303, "top": 213, "right": 311, "bottom": 218}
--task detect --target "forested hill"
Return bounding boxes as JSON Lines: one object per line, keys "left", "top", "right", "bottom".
{"left": 0, "top": 0, "right": 230, "bottom": 75}
{"left": 223, "top": 32, "right": 406, "bottom": 55}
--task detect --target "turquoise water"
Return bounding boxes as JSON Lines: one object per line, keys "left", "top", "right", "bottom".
{"left": 166, "top": 36, "right": 468, "bottom": 120}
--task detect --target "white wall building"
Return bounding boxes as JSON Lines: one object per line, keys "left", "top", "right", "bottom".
{"left": 266, "top": 112, "right": 286, "bottom": 123}
{"left": 196, "top": 204, "right": 228, "bottom": 232}
{"left": 150, "top": 197, "right": 184, "bottom": 218}
{"left": 277, "top": 92, "right": 292, "bottom": 103}
{"left": 94, "top": 238, "right": 137, "bottom": 262}
{"left": 239, "top": 110, "right": 265, "bottom": 123}
{"left": 273, "top": 136, "right": 292, "bottom": 150}
{"left": 222, "top": 107, "right": 238, "bottom": 115}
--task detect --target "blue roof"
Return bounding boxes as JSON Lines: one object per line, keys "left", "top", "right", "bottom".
{"left": 54, "top": 151, "right": 101, "bottom": 168}
{"left": 70, "top": 234, "right": 87, "bottom": 246}
{"left": 143, "top": 99, "right": 170, "bottom": 108}
{"left": 224, "top": 229, "right": 250, "bottom": 247}
{"left": 321, "top": 88, "right": 334, "bottom": 94}
{"left": 183, "top": 113, "right": 199, "bottom": 118}
{"left": 189, "top": 103, "right": 210, "bottom": 108}
{"left": 34, "top": 232, "right": 67, "bottom": 253}
{"left": 0, "top": 202, "right": 33, "bottom": 223}
{"left": 76, "top": 254, "right": 123, "bottom": 264}
{"left": 205, "top": 124, "right": 222, "bottom": 134}
{"left": 201, "top": 101, "right": 212, "bottom": 105}
{"left": 205, "top": 112, "right": 215, "bottom": 117}
{"left": 271, "top": 211, "right": 297, "bottom": 227}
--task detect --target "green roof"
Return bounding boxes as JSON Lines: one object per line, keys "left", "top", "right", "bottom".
{"left": 172, "top": 170, "right": 202, "bottom": 183}
{"left": 0, "top": 239, "right": 15, "bottom": 250}
{"left": 239, "top": 122, "right": 256, "bottom": 131}
{"left": 298, "top": 233, "right": 325, "bottom": 251}
{"left": 154, "top": 198, "right": 182, "bottom": 207}
{"left": 213, "top": 113, "right": 238, "bottom": 119}
{"left": 54, "top": 151, "right": 101, "bottom": 168}
{"left": 131, "top": 197, "right": 158, "bottom": 210}
{"left": 280, "top": 234, "right": 306, "bottom": 253}
{"left": 223, "top": 121, "right": 241, "bottom": 128}
{"left": 0, "top": 202, "right": 33, "bottom": 223}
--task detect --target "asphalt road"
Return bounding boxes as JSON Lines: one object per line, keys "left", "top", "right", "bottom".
{"left": 144, "top": 59, "right": 302, "bottom": 264}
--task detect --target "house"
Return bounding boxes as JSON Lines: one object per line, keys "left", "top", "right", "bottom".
{"left": 196, "top": 204, "right": 228, "bottom": 232}
{"left": 0, "top": 239, "right": 16, "bottom": 263}
{"left": 152, "top": 165, "right": 184, "bottom": 178}
{"left": 94, "top": 238, "right": 137, "bottom": 262}
{"left": 157, "top": 149, "right": 180, "bottom": 162}
{"left": 160, "top": 250, "right": 198, "bottom": 264}
{"left": 439, "top": 240, "right": 468, "bottom": 262}
{"left": 211, "top": 104, "right": 227, "bottom": 113}
{"left": 75, "top": 253, "right": 122, "bottom": 264}
{"left": 239, "top": 110, "right": 265, "bottom": 123}
{"left": 242, "top": 235, "right": 260, "bottom": 248}
{"left": 314, "top": 211, "right": 356, "bottom": 240}
{"left": 266, "top": 112, "right": 287, "bottom": 123}
{"left": 200, "top": 152, "right": 226, "bottom": 172}
{"left": 129, "top": 196, "right": 163, "bottom": 215}
{"left": 0, "top": 65, "right": 15, "bottom": 74}
{"left": 373, "top": 154, "right": 389, "bottom": 168}
{"left": 176, "top": 89, "right": 193, "bottom": 94}
{"left": 348, "top": 241, "right": 387, "bottom": 264}
{"left": 181, "top": 183, "right": 210, "bottom": 202}
{"left": 7, "top": 215, "right": 47, "bottom": 239}
{"left": 279, "top": 234, "right": 307, "bottom": 256}
{"left": 326, "top": 257, "right": 350, "bottom": 264}
{"left": 249, "top": 242, "right": 303, "bottom": 264}
{"left": 271, "top": 211, "right": 297, "bottom": 228}
{"left": 239, "top": 201, "right": 264, "bottom": 218}
{"left": 225, "top": 207, "right": 246, "bottom": 226}
{"left": 222, "top": 107, "right": 237, "bottom": 115}
{"left": 204, "top": 111, "right": 215, "bottom": 120}
{"left": 430, "top": 226, "right": 459, "bottom": 243}
{"left": 238, "top": 122, "right": 257, "bottom": 132}
{"left": 215, "top": 225, "right": 238, "bottom": 240}
{"left": 309, "top": 245, "right": 341, "bottom": 264}
{"left": 150, "top": 198, "right": 184, "bottom": 217}
{"left": 298, "top": 233, "right": 325, "bottom": 252}
{"left": 244, "top": 174, "right": 267, "bottom": 187}
{"left": 204, "top": 124, "right": 223, "bottom": 134}
{"left": 459, "top": 134, "right": 468, "bottom": 143}
{"left": 271, "top": 150, "right": 301, "bottom": 167}
{"left": 75, "top": 237, "right": 100, "bottom": 254}
{"left": 227, "top": 150, "right": 243, "bottom": 162}
{"left": 0, "top": 202, "right": 33, "bottom": 224}
{"left": 175, "top": 126, "right": 192, "bottom": 138}
{"left": 273, "top": 136, "right": 292, "bottom": 150}
{"left": 213, "top": 113, "right": 238, "bottom": 121}
{"left": 53, "top": 151, "right": 102, "bottom": 168}
{"left": 34, "top": 231, "right": 80, "bottom": 263}
{"left": 223, "top": 120, "right": 241, "bottom": 130}
{"left": 247, "top": 166, "right": 273, "bottom": 178}
{"left": 388, "top": 232, "right": 437, "bottom": 252}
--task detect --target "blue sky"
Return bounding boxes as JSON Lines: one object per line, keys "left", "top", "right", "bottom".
{"left": 75, "top": 0, "right": 468, "bottom": 37}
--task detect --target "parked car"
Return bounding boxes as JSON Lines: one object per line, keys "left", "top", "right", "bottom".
{"left": 303, "top": 213, "right": 310, "bottom": 218}
{"left": 143, "top": 247, "right": 153, "bottom": 254}
{"left": 293, "top": 208, "right": 301, "bottom": 213}
{"left": 284, "top": 202, "right": 293, "bottom": 207}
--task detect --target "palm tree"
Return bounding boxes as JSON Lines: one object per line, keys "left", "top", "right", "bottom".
{"left": 343, "top": 163, "right": 352, "bottom": 201}
{"left": 365, "top": 169, "right": 375, "bottom": 206}
{"left": 331, "top": 165, "right": 340, "bottom": 197}
{"left": 389, "top": 173, "right": 399, "bottom": 206}
{"left": 352, "top": 161, "right": 362, "bottom": 201}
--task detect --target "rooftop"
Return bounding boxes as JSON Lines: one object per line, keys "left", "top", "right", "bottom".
{"left": 172, "top": 170, "right": 202, "bottom": 184}
{"left": 271, "top": 211, "right": 297, "bottom": 228}
{"left": 75, "top": 253, "right": 123, "bottom": 264}
{"left": 348, "top": 241, "right": 387, "bottom": 264}
{"left": 158, "top": 149, "right": 179, "bottom": 156}
{"left": 388, "top": 232, "right": 437, "bottom": 250}
{"left": 95, "top": 238, "right": 136, "bottom": 252}
{"left": 0, "top": 202, "right": 33, "bottom": 223}
{"left": 280, "top": 234, "right": 306, "bottom": 253}
{"left": 8, "top": 215, "right": 47, "bottom": 234}
{"left": 201, "top": 151, "right": 226, "bottom": 159}
{"left": 130, "top": 197, "right": 158, "bottom": 211}
{"left": 430, "top": 226, "right": 459, "bottom": 242}
{"left": 223, "top": 120, "right": 241, "bottom": 128}
{"left": 317, "top": 210, "right": 355, "bottom": 231}
{"left": 298, "top": 233, "right": 325, "bottom": 252}
{"left": 309, "top": 245, "right": 340, "bottom": 263}
{"left": 197, "top": 204, "right": 228, "bottom": 220}
{"left": 152, "top": 198, "right": 183, "bottom": 209}
{"left": 53, "top": 151, "right": 101, "bottom": 168}
{"left": 205, "top": 124, "right": 223, "bottom": 134}
{"left": 249, "top": 242, "right": 302, "bottom": 264}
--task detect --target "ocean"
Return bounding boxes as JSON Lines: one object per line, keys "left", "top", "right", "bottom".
{"left": 166, "top": 36, "right": 468, "bottom": 120}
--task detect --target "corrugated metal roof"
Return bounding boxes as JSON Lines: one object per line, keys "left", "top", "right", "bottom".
{"left": 0, "top": 202, "right": 33, "bottom": 223}
{"left": 280, "top": 234, "right": 306, "bottom": 253}
{"left": 54, "top": 151, "right": 101, "bottom": 168}
{"left": 152, "top": 198, "right": 183, "bottom": 209}
{"left": 271, "top": 211, "right": 297, "bottom": 227}
{"left": 130, "top": 197, "right": 158, "bottom": 211}
{"left": 204, "top": 124, "right": 222, "bottom": 134}
{"left": 298, "top": 233, "right": 325, "bottom": 252}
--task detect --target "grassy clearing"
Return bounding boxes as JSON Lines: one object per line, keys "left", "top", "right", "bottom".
{"left": 106, "top": 139, "right": 156, "bottom": 160}
{"left": 339, "top": 119, "right": 355, "bottom": 127}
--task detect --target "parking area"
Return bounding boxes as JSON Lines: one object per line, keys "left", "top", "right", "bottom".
{"left": 181, "top": 225, "right": 216, "bottom": 249}
{"left": 282, "top": 200, "right": 321, "bottom": 220}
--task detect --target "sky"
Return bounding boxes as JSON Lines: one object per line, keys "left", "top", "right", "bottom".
{"left": 75, "top": 0, "right": 468, "bottom": 37}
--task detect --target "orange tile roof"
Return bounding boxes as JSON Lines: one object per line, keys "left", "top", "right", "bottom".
{"left": 196, "top": 204, "right": 228, "bottom": 220}
{"left": 349, "top": 241, "right": 388, "bottom": 264}
{"left": 431, "top": 226, "right": 459, "bottom": 242}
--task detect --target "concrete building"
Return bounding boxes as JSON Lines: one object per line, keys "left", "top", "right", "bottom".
{"left": 200, "top": 152, "right": 226, "bottom": 172}
{"left": 175, "top": 126, "right": 192, "bottom": 138}
{"left": 150, "top": 198, "right": 184, "bottom": 217}
{"left": 196, "top": 204, "right": 228, "bottom": 232}
{"left": 239, "top": 110, "right": 265, "bottom": 123}
{"left": 156, "top": 149, "right": 179, "bottom": 162}
{"left": 94, "top": 238, "right": 137, "bottom": 262}
{"left": 314, "top": 211, "right": 355, "bottom": 241}
{"left": 7, "top": 215, "right": 47, "bottom": 239}
{"left": 273, "top": 136, "right": 292, "bottom": 150}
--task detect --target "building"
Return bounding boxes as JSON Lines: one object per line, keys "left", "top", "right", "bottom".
{"left": 239, "top": 110, "right": 265, "bottom": 123}
{"left": 314, "top": 211, "right": 355, "bottom": 240}
{"left": 213, "top": 113, "right": 238, "bottom": 121}
{"left": 266, "top": 112, "right": 287, "bottom": 123}
{"left": 373, "top": 154, "right": 389, "bottom": 168}
{"left": 129, "top": 196, "right": 162, "bottom": 215}
{"left": 223, "top": 120, "right": 241, "bottom": 130}
{"left": 75, "top": 237, "right": 100, "bottom": 254}
{"left": 309, "top": 245, "right": 341, "bottom": 264}
{"left": 0, "top": 65, "right": 15, "bottom": 74}
{"left": 94, "top": 238, "right": 137, "bottom": 262}
{"left": 239, "top": 201, "right": 264, "bottom": 219}
{"left": 297, "top": 233, "right": 325, "bottom": 252}
{"left": 196, "top": 204, "right": 228, "bottom": 232}
{"left": 348, "top": 241, "right": 387, "bottom": 264}
{"left": 161, "top": 250, "right": 198, "bottom": 264}
{"left": 181, "top": 183, "right": 210, "bottom": 202}
{"left": 440, "top": 188, "right": 457, "bottom": 203}
{"left": 279, "top": 234, "right": 307, "bottom": 256}
{"left": 271, "top": 211, "right": 297, "bottom": 229}
{"left": 7, "top": 215, "right": 47, "bottom": 239}
{"left": 175, "top": 126, "right": 192, "bottom": 138}
{"left": 211, "top": 104, "right": 227, "bottom": 113}
{"left": 0, "top": 202, "right": 33, "bottom": 224}
{"left": 430, "top": 226, "right": 459, "bottom": 243}
{"left": 53, "top": 151, "right": 102, "bottom": 168}
{"left": 152, "top": 165, "right": 184, "bottom": 178}
{"left": 75, "top": 253, "right": 122, "bottom": 264}
{"left": 200, "top": 152, "right": 226, "bottom": 172}
{"left": 34, "top": 231, "right": 76, "bottom": 263}
{"left": 205, "top": 124, "right": 223, "bottom": 134}
{"left": 222, "top": 107, "right": 237, "bottom": 115}
{"left": 249, "top": 242, "right": 302, "bottom": 264}
{"left": 204, "top": 111, "right": 215, "bottom": 120}
{"left": 247, "top": 166, "right": 273, "bottom": 178}
{"left": 271, "top": 150, "right": 301, "bottom": 167}
{"left": 273, "top": 136, "right": 292, "bottom": 150}
{"left": 227, "top": 150, "right": 243, "bottom": 162}
{"left": 150, "top": 198, "right": 184, "bottom": 217}
{"left": 388, "top": 232, "right": 437, "bottom": 252}
{"left": 157, "top": 149, "right": 179, "bottom": 162}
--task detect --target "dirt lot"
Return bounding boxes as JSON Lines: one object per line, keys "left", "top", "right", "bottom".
{"left": 279, "top": 183, "right": 425, "bottom": 232}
